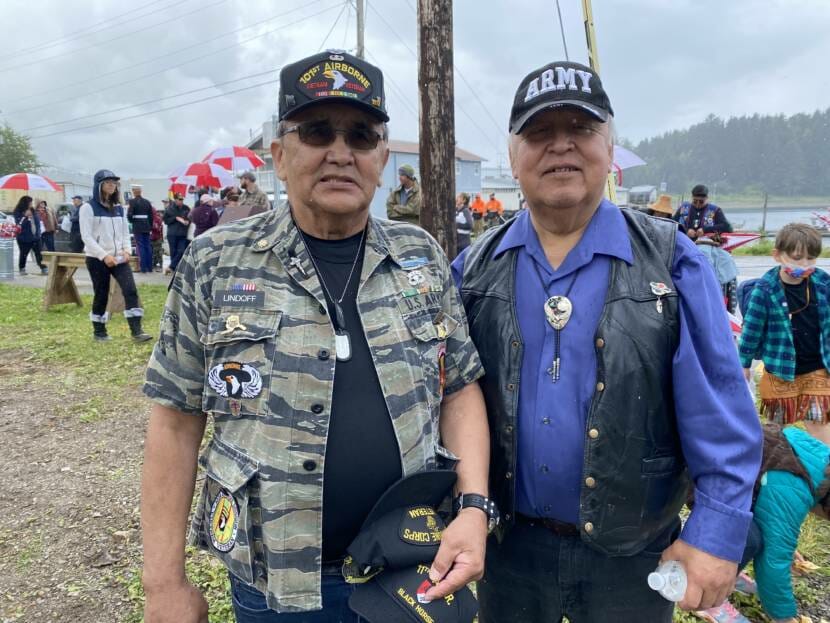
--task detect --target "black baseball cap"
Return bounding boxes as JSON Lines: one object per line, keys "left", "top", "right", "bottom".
{"left": 344, "top": 470, "right": 456, "bottom": 579}
{"left": 349, "top": 564, "right": 478, "bottom": 623}
{"left": 278, "top": 49, "right": 389, "bottom": 122}
{"left": 71, "top": 195, "right": 83, "bottom": 200}
{"left": 509, "top": 61, "right": 613, "bottom": 134}
{"left": 691, "top": 184, "right": 709, "bottom": 197}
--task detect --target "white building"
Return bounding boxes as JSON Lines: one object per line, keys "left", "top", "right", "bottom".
{"left": 245, "top": 120, "right": 485, "bottom": 219}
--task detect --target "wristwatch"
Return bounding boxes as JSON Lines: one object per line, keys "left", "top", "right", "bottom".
{"left": 453, "top": 493, "right": 500, "bottom": 534}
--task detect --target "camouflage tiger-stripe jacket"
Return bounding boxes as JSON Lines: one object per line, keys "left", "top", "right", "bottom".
{"left": 143, "top": 207, "right": 483, "bottom": 612}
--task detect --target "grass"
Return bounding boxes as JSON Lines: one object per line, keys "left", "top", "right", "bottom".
{"left": 732, "top": 240, "right": 830, "bottom": 257}
{"left": 0, "top": 282, "right": 167, "bottom": 388}
{"left": 2, "top": 282, "right": 829, "bottom": 622}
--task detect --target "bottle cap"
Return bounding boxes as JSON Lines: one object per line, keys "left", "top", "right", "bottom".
{"left": 647, "top": 572, "right": 666, "bottom": 591}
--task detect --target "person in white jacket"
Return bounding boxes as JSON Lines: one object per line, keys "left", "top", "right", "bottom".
{"left": 79, "top": 169, "right": 151, "bottom": 342}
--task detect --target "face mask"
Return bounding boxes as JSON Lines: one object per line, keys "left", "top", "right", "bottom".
{"left": 782, "top": 263, "right": 816, "bottom": 279}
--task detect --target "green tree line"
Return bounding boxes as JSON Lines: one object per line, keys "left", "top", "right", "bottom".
{"left": 621, "top": 108, "right": 830, "bottom": 196}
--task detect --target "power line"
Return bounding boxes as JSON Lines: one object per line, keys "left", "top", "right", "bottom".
{"left": 3, "top": 1, "right": 340, "bottom": 116}
{"left": 29, "top": 79, "right": 278, "bottom": 139}
{"left": 368, "top": 0, "right": 504, "bottom": 153}
{"left": 2, "top": 0, "right": 328, "bottom": 110}
{"left": 21, "top": 70, "right": 277, "bottom": 132}
{"left": 555, "top": 0, "right": 570, "bottom": 60}
{"left": 318, "top": 1, "right": 350, "bottom": 52}
{"left": 364, "top": 48, "right": 418, "bottom": 121}
{"left": 342, "top": 1, "right": 352, "bottom": 49}
{"left": 0, "top": 0, "right": 180, "bottom": 61}
{"left": 0, "top": 0, "right": 228, "bottom": 75}
{"left": 399, "top": 0, "right": 506, "bottom": 140}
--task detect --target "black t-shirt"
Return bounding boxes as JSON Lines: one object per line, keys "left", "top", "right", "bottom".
{"left": 784, "top": 279, "right": 823, "bottom": 375}
{"left": 302, "top": 229, "right": 403, "bottom": 562}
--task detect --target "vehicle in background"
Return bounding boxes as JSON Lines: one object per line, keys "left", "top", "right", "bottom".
{"left": 628, "top": 185, "right": 658, "bottom": 212}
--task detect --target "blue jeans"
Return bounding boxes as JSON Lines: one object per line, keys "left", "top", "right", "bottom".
{"left": 167, "top": 235, "right": 189, "bottom": 271}
{"left": 135, "top": 232, "right": 152, "bottom": 272}
{"left": 230, "top": 573, "right": 364, "bottom": 623}
{"left": 478, "top": 516, "right": 678, "bottom": 623}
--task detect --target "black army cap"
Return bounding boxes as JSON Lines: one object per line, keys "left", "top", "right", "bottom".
{"left": 509, "top": 60, "right": 613, "bottom": 134}
{"left": 349, "top": 564, "right": 478, "bottom": 623}
{"left": 345, "top": 470, "right": 456, "bottom": 578}
{"left": 278, "top": 49, "right": 389, "bottom": 122}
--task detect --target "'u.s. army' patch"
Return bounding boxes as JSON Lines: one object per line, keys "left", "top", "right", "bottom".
{"left": 399, "top": 506, "right": 445, "bottom": 546}
{"left": 210, "top": 489, "right": 239, "bottom": 552}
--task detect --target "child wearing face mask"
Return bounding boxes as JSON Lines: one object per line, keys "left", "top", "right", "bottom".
{"left": 739, "top": 223, "right": 830, "bottom": 445}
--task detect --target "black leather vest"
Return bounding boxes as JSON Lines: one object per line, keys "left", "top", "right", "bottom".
{"left": 461, "top": 209, "right": 690, "bottom": 556}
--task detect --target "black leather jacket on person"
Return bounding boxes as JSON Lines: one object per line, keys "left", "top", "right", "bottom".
{"left": 460, "top": 209, "right": 690, "bottom": 555}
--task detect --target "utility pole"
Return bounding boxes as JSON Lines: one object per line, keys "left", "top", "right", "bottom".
{"left": 356, "top": 0, "right": 365, "bottom": 59}
{"left": 417, "top": 0, "right": 456, "bottom": 256}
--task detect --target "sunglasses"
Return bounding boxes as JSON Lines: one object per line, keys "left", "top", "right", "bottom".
{"left": 279, "top": 120, "right": 383, "bottom": 150}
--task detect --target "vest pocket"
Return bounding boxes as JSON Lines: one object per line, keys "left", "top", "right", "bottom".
{"left": 192, "top": 437, "right": 259, "bottom": 584}
{"left": 201, "top": 309, "right": 282, "bottom": 416}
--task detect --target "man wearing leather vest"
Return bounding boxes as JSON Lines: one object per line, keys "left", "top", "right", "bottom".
{"left": 452, "top": 60, "right": 762, "bottom": 622}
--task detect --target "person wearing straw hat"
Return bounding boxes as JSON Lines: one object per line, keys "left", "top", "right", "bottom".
{"left": 646, "top": 194, "right": 674, "bottom": 218}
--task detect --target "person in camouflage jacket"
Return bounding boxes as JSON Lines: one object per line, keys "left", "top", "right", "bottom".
{"left": 141, "top": 50, "right": 490, "bottom": 622}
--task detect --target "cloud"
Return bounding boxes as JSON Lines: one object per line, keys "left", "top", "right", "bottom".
{"left": 0, "top": 0, "right": 828, "bottom": 178}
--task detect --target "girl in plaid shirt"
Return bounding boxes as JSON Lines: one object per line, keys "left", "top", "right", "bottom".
{"left": 739, "top": 224, "right": 830, "bottom": 445}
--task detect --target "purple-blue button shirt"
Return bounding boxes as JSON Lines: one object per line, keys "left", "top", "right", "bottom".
{"left": 452, "top": 201, "right": 762, "bottom": 562}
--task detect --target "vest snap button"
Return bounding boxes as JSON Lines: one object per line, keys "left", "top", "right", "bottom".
{"left": 595, "top": 338, "right": 605, "bottom": 348}
{"left": 505, "top": 471, "right": 513, "bottom": 479}
{"left": 583, "top": 522, "right": 594, "bottom": 534}
{"left": 585, "top": 476, "right": 597, "bottom": 488}
{"left": 588, "top": 428, "right": 599, "bottom": 439}
{"left": 511, "top": 340, "right": 519, "bottom": 348}
{"left": 505, "top": 425, "right": 513, "bottom": 434}
{"left": 596, "top": 381, "right": 605, "bottom": 392}
{"left": 507, "top": 383, "right": 515, "bottom": 391}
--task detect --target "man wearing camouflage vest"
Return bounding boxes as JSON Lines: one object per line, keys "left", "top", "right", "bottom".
{"left": 141, "top": 49, "right": 491, "bottom": 622}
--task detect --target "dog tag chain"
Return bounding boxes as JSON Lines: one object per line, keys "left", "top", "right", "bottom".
{"left": 297, "top": 224, "right": 367, "bottom": 362}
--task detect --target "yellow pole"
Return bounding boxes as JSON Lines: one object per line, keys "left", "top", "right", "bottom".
{"left": 582, "top": 0, "right": 617, "bottom": 202}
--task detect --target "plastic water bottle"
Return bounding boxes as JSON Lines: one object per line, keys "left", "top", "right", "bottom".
{"left": 647, "top": 560, "right": 687, "bottom": 602}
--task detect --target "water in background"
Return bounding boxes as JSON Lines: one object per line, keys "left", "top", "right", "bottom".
{"left": 716, "top": 206, "right": 827, "bottom": 231}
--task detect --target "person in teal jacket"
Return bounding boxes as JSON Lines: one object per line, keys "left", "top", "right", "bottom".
{"left": 752, "top": 425, "right": 829, "bottom": 622}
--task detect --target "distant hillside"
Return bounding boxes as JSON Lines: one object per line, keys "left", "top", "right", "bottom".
{"left": 621, "top": 108, "right": 830, "bottom": 197}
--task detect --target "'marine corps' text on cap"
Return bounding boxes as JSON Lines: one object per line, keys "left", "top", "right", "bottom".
{"left": 524, "top": 66, "right": 594, "bottom": 102}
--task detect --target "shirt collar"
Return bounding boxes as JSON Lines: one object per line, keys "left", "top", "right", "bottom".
{"left": 494, "top": 199, "right": 634, "bottom": 268}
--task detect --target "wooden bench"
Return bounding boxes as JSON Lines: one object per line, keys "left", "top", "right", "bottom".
{"left": 41, "top": 252, "right": 139, "bottom": 314}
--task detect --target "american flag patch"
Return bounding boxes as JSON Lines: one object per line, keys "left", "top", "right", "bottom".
{"left": 230, "top": 283, "right": 257, "bottom": 291}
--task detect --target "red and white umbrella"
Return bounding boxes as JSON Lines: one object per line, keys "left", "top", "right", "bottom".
{"left": 168, "top": 162, "right": 235, "bottom": 190}
{"left": 0, "top": 172, "right": 62, "bottom": 191}
{"left": 202, "top": 146, "right": 265, "bottom": 172}
{"left": 720, "top": 232, "right": 762, "bottom": 252}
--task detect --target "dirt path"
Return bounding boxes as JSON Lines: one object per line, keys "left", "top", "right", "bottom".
{"left": 0, "top": 349, "right": 148, "bottom": 623}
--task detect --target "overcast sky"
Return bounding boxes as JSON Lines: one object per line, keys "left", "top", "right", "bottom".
{"left": 1, "top": 0, "right": 828, "bottom": 179}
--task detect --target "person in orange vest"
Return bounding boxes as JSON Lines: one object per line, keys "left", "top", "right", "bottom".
{"left": 484, "top": 192, "right": 504, "bottom": 229}
{"left": 471, "top": 193, "right": 486, "bottom": 236}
